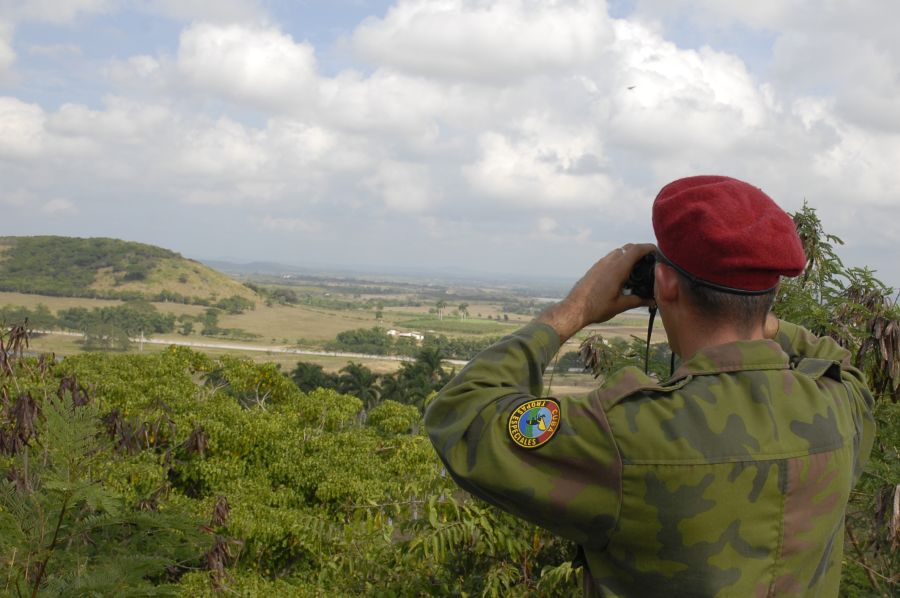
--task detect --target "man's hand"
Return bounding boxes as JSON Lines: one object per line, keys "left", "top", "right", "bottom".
{"left": 536, "top": 243, "right": 657, "bottom": 343}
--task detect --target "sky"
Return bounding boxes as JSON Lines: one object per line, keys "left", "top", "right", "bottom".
{"left": 1, "top": 0, "right": 900, "bottom": 287}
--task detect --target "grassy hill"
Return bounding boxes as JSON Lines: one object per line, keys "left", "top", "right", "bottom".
{"left": 0, "top": 236, "right": 258, "bottom": 305}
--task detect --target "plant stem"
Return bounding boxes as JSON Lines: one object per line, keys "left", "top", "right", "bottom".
{"left": 846, "top": 521, "right": 881, "bottom": 592}
{"left": 30, "top": 492, "right": 70, "bottom": 598}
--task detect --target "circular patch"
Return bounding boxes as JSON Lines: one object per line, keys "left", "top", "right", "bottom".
{"left": 508, "top": 399, "right": 561, "bottom": 449}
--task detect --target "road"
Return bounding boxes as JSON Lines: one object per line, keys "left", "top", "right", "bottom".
{"left": 32, "top": 330, "right": 470, "bottom": 366}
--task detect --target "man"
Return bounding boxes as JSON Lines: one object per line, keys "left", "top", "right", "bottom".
{"left": 424, "top": 176, "right": 875, "bottom": 597}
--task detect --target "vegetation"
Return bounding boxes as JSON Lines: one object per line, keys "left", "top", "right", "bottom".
{"left": 0, "top": 236, "right": 257, "bottom": 306}
{"left": 324, "top": 326, "right": 501, "bottom": 361}
{"left": 292, "top": 347, "right": 457, "bottom": 414}
{"left": 0, "top": 211, "right": 895, "bottom": 595}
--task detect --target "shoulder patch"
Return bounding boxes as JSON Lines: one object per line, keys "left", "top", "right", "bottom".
{"left": 508, "top": 398, "right": 561, "bottom": 449}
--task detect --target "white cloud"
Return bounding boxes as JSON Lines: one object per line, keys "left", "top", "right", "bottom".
{"left": 177, "top": 23, "right": 318, "bottom": 112}
{"left": 149, "top": 0, "right": 265, "bottom": 23}
{"left": 365, "top": 160, "right": 438, "bottom": 213}
{"left": 260, "top": 216, "right": 322, "bottom": 234}
{"left": 2, "top": 1, "right": 900, "bottom": 282}
{"left": 28, "top": 43, "right": 82, "bottom": 58}
{"left": 464, "top": 126, "right": 617, "bottom": 209}
{"left": 0, "top": 20, "right": 14, "bottom": 75}
{"left": 41, "top": 198, "right": 76, "bottom": 215}
{"left": 7, "top": 0, "right": 114, "bottom": 24}
{"left": 0, "top": 97, "right": 45, "bottom": 159}
{"left": 352, "top": 0, "right": 613, "bottom": 82}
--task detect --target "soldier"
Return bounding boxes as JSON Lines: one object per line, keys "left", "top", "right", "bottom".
{"left": 425, "top": 176, "right": 876, "bottom": 597}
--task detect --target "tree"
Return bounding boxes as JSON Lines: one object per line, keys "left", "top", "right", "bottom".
{"left": 83, "top": 322, "right": 131, "bottom": 351}
{"left": 338, "top": 362, "right": 381, "bottom": 409}
{"left": 436, "top": 300, "right": 447, "bottom": 321}
{"left": 291, "top": 362, "right": 339, "bottom": 393}
{"left": 457, "top": 303, "right": 469, "bottom": 321}
{"left": 201, "top": 308, "right": 221, "bottom": 336}
{"left": 0, "top": 347, "right": 209, "bottom": 595}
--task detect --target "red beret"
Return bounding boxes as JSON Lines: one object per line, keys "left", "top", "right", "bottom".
{"left": 652, "top": 175, "right": 806, "bottom": 293}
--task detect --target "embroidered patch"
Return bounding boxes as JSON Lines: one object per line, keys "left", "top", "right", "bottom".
{"left": 508, "top": 398, "right": 561, "bottom": 449}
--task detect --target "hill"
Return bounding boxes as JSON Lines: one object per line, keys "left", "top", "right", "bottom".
{"left": 0, "top": 236, "right": 258, "bottom": 305}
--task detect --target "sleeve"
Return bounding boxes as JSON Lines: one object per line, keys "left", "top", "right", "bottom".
{"left": 774, "top": 319, "right": 853, "bottom": 366}
{"left": 424, "top": 322, "right": 622, "bottom": 550}
{"left": 775, "top": 319, "right": 876, "bottom": 483}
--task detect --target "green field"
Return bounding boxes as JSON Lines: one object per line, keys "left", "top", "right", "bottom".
{"left": 396, "top": 317, "right": 514, "bottom": 335}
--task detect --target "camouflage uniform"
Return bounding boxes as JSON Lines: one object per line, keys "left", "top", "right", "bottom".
{"left": 425, "top": 320, "right": 875, "bottom": 597}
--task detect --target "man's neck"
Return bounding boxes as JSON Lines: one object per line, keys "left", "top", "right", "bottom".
{"left": 675, "top": 320, "right": 765, "bottom": 361}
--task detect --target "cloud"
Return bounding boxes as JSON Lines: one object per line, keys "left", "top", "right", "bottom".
{"left": 28, "top": 43, "right": 82, "bottom": 58}
{"left": 177, "top": 23, "right": 319, "bottom": 112}
{"left": 41, "top": 198, "right": 76, "bottom": 215}
{"left": 0, "top": 20, "right": 14, "bottom": 75}
{"left": 0, "top": 97, "right": 45, "bottom": 159}
{"left": 365, "top": 160, "right": 439, "bottom": 213}
{"left": 464, "top": 128, "right": 618, "bottom": 209}
{"left": 7, "top": 0, "right": 114, "bottom": 24}
{"left": 259, "top": 216, "right": 322, "bottom": 234}
{"left": 149, "top": 0, "right": 265, "bottom": 23}
{"left": 352, "top": 0, "right": 614, "bottom": 82}
{"left": 2, "top": 1, "right": 900, "bottom": 282}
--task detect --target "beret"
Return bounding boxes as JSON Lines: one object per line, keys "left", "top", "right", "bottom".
{"left": 652, "top": 175, "right": 806, "bottom": 293}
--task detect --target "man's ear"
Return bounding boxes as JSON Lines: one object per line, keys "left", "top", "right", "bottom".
{"left": 654, "top": 262, "right": 680, "bottom": 304}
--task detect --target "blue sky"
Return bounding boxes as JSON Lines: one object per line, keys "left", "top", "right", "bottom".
{"left": 2, "top": 0, "right": 899, "bottom": 287}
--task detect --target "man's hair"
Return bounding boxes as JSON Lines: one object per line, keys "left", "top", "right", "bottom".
{"left": 677, "top": 273, "right": 777, "bottom": 333}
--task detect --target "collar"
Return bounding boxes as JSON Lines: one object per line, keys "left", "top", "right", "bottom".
{"left": 666, "top": 339, "right": 791, "bottom": 384}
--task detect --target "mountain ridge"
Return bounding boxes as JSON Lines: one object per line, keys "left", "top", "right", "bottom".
{"left": 0, "top": 236, "right": 258, "bottom": 305}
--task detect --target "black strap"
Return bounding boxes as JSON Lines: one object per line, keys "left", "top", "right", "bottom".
{"left": 644, "top": 306, "right": 657, "bottom": 374}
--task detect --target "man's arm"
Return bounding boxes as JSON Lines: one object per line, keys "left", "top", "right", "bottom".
{"left": 424, "top": 244, "right": 655, "bottom": 548}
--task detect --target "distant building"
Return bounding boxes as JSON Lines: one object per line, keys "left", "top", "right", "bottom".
{"left": 386, "top": 329, "right": 425, "bottom": 342}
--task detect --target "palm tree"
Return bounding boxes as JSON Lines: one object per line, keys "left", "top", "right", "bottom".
{"left": 436, "top": 300, "right": 447, "bottom": 321}
{"left": 291, "top": 362, "right": 338, "bottom": 393}
{"left": 457, "top": 303, "right": 469, "bottom": 320}
{"left": 338, "top": 362, "right": 380, "bottom": 409}
{"left": 414, "top": 347, "right": 446, "bottom": 384}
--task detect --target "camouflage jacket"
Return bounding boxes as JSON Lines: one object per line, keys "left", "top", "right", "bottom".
{"left": 424, "top": 320, "right": 875, "bottom": 597}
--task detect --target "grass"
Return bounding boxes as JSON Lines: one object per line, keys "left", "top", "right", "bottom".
{"left": 218, "top": 303, "right": 381, "bottom": 343}
{"left": 28, "top": 331, "right": 406, "bottom": 375}
{"left": 396, "top": 317, "right": 514, "bottom": 335}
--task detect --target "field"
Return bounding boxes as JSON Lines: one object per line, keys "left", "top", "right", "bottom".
{"left": 5, "top": 270, "right": 666, "bottom": 378}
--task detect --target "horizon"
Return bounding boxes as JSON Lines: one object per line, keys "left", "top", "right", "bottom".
{"left": 2, "top": 1, "right": 899, "bottom": 289}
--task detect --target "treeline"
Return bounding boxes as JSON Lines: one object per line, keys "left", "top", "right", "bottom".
{"left": 325, "top": 326, "right": 500, "bottom": 360}
{"left": 0, "top": 301, "right": 259, "bottom": 350}
{"left": 292, "top": 347, "right": 454, "bottom": 411}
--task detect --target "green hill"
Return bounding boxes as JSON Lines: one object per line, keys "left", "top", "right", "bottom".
{"left": 0, "top": 236, "right": 258, "bottom": 305}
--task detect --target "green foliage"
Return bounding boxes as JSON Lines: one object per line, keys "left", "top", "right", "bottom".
{"left": 0, "top": 236, "right": 258, "bottom": 307}
{"left": 0, "top": 357, "right": 209, "bottom": 596}
{"left": 0, "top": 236, "right": 178, "bottom": 297}
{"left": 423, "top": 333, "right": 501, "bottom": 360}
{"left": 215, "top": 294, "right": 255, "bottom": 314}
{"left": 367, "top": 400, "right": 420, "bottom": 435}
{"left": 58, "top": 301, "right": 176, "bottom": 337}
{"left": 326, "top": 326, "right": 393, "bottom": 355}
{"left": 579, "top": 334, "right": 672, "bottom": 381}
{"left": 379, "top": 348, "right": 454, "bottom": 411}
{"left": 290, "top": 362, "right": 339, "bottom": 393}
{"left": 0, "top": 303, "right": 56, "bottom": 329}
